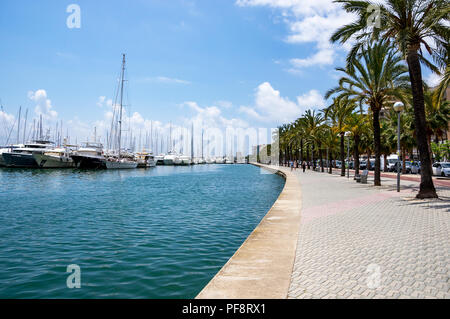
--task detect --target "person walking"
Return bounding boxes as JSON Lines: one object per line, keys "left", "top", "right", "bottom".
{"left": 290, "top": 160, "right": 294, "bottom": 171}
{"left": 302, "top": 161, "right": 306, "bottom": 173}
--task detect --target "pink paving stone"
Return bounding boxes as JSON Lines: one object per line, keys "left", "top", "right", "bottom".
{"left": 301, "top": 192, "right": 398, "bottom": 224}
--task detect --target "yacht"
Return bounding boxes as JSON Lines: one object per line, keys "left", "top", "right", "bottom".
{"left": 163, "top": 151, "right": 179, "bottom": 165}
{"left": 205, "top": 157, "right": 215, "bottom": 164}
{"left": 135, "top": 151, "right": 156, "bottom": 168}
{"left": 155, "top": 154, "right": 165, "bottom": 165}
{"left": 104, "top": 55, "right": 138, "bottom": 170}
{"left": 2, "top": 141, "right": 54, "bottom": 168}
{"left": 105, "top": 156, "right": 138, "bottom": 169}
{"left": 71, "top": 142, "right": 106, "bottom": 169}
{"left": 0, "top": 144, "right": 22, "bottom": 167}
{"left": 179, "top": 155, "right": 191, "bottom": 165}
{"left": 225, "top": 157, "right": 234, "bottom": 164}
{"left": 215, "top": 157, "right": 225, "bottom": 164}
{"left": 33, "top": 147, "right": 76, "bottom": 168}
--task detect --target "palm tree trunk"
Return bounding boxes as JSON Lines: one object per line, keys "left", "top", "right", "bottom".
{"left": 319, "top": 143, "right": 324, "bottom": 172}
{"left": 383, "top": 154, "right": 388, "bottom": 172}
{"left": 407, "top": 48, "right": 438, "bottom": 198}
{"left": 354, "top": 134, "right": 360, "bottom": 177}
{"left": 300, "top": 138, "right": 304, "bottom": 162}
{"left": 306, "top": 146, "right": 310, "bottom": 169}
{"left": 340, "top": 133, "right": 345, "bottom": 176}
{"left": 329, "top": 151, "right": 333, "bottom": 174}
{"left": 373, "top": 108, "right": 381, "bottom": 186}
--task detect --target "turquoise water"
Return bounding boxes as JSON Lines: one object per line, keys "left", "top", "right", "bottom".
{"left": 0, "top": 164, "right": 284, "bottom": 298}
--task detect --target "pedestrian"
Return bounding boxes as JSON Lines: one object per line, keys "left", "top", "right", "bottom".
{"left": 290, "top": 160, "right": 294, "bottom": 171}
{"left": 302, "top": 161, "right": 306, "bottom": 173}
{"left": 294, "top": 160, "right": 298, "bottom": 171}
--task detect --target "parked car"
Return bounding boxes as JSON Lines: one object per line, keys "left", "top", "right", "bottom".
{"left": 387, "top": 159, "right": 400, "bottom": 172}
{"left": 410, "top": 162, "right": 420, "bottom": 174}
{"left": 432, "top": 162, "right": 450, "bottom": 177}
{"left": 345, "top": 161, "right": 354, "bottom": 169}
{"left": 368, "top": 159, "right": 375, "bottom": 170}
{"left": 360, "top": 160, "right": 367, "bottom": 170}
{"left": 392, "top": 161, "right": 414, "bottom": 173}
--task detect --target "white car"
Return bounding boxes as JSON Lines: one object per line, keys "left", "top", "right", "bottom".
{"left": 432, "top": 162, "right": 450, "bottom": 177}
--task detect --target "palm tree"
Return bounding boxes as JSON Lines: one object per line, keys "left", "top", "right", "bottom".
{"left": 326, "top": 41, "right": 408, "bottom": 185}
{"left": 303, "top": 110, "right": 325, "bottom": 171}
{"left": 324, "top": 97, "right": 356, "bottom": 176}
{"left": 322, "top": 126, "right": 340, "bottom": 174}
{"left": 331, "top": 0, "right": 448, "bottom": 196}
{"left": 346, "top": 112, "right": 369, "bottom": 177}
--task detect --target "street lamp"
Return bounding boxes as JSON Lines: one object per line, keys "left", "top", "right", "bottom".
{"left": 393, "top": 102, "right": 404, "bottom": 192}
{"left": 345, "top": 131, "right": 351, "bottom": 179}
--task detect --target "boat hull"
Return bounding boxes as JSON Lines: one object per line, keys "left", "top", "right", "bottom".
{"left": 105, "top": 160, "right": 138, "bottom": 169}
{"left": 71, "top": 155, "right": 106, "bottom": 169}
{"left": 163, "top": 159, "right": 174, "bottom": 165}
{"left": 33, "top": 154, "right": 75, "bottom": 168}
{"left": 2, "top": 153, "right": 38, "bottom": 168}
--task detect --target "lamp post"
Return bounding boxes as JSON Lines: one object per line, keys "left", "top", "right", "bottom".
{"left": 394, "top": 102, "right": 404, "bottom": 192}
{"left": 345, "top": 131, "right": 350, "bottom": 179}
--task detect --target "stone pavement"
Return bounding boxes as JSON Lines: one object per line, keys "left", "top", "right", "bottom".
{"left": 288, "top": 168, "right": 450, "bottom": 299}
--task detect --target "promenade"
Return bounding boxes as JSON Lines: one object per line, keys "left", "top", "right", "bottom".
{"left": 288, "top": 167, "right": 449, "bottom": 299}
{"left": 197, "top": 164, "right": 449, "bottom": 299}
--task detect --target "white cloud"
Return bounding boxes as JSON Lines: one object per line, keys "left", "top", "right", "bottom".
{"left": 182, "top": 101, "right": 248, "bottom": 129}
{"left": 290, "top": 49, "right": 334, "bottom": 68}
{"left": 239, "top": 82, "right": 325, "bottom": 123}
{"left": 214, "top": 100, "right": 233, "bottom": 109}
{"left": 236, "top": 0, "right": 356, "bottom": 70}
{"left": 0, "top": 109, "right": 15, "bottom": 144}
{"left": 28, "top": 89, "right": 58, "bottom": 120}
{"left": 96, "top": 96, "right": 113, "bottom": 108}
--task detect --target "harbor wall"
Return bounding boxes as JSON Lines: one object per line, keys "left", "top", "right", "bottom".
{"left": 196, "top": 163, "right": 302, "bottom": 299}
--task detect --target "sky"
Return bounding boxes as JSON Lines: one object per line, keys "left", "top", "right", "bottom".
{"left": 0, "top": 0, "right": 440, "bottom": 154}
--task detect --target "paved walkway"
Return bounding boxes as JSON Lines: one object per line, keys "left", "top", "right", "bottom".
{"left": 288, "top": 168, "right": 449, "bottom": 299}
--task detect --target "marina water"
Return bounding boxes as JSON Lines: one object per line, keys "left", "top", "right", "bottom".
{"left": 0, "top": 164, "right": 284, "bottom": 298}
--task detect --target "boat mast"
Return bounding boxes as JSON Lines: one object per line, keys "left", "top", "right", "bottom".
{"left": 191, "top": 122, "right": 194, "bottom": 161}
{"left": 22, "top": 108, "right": 28, "bottom": 144}
{"left": 118, "top": 53, "right": 126, "bottom": 159}
{"left": 17, "top": 106, "right": 21, "bottom": 144}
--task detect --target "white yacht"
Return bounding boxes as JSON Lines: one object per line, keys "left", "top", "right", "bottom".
{"left": 225, "top": 157, "right": 234, "bottom": 164}
{"left": 33, "top": 147, "right": 76, "bottom": 168}
{"left": 179, "top": 155, "right": 191, "bottom": 165}
{"left": 205, "top": 157, "right": 215, "bottom": 164}
{"left": 135, "top": 151, "right": 156, "bottom": 168}
{"left": 155, "top": 154, "right": 165, "bottom": 165}
{"left": 163, "top": 151, "right": 179, "bottom": 165}
{"left": 105, "top": 157, "right": 138, "bottom": 169}
{"left": 215, "top": 157, "right": 225, "bottom": 164}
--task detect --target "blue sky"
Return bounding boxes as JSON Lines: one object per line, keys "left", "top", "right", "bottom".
{"left": 0, "top": 0, "right": 439, "bottom": 149}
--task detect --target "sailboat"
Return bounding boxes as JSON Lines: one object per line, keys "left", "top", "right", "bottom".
{"left": 105, "top": 54, "right": 138, "bottom": 169}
